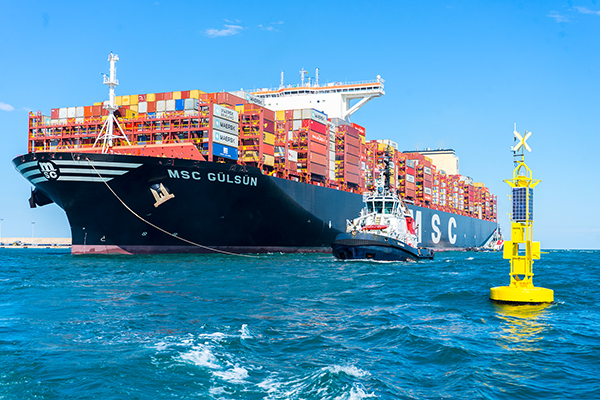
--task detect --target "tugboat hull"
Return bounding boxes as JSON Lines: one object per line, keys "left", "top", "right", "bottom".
{"left": 332, "top": 232, "right": 435, "bottom": 261}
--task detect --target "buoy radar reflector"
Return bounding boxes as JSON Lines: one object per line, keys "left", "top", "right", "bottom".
{"left": 490, "top": 126, "right": 554, "bottom": 305}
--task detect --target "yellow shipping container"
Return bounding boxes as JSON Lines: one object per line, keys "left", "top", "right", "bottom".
{"left": 94, "top": 102, "right": 103, "bottom": 106}
{"left": 130, "top": 105, "right": 138, "bottom": 113}
{"left": 129, "top": 95, "right": 139, "bottom": 105}
{"left": 276, "top": 110, "right": 286, "bottom": 120}
{"left": 115, "top": 96, "right": 123, "bottom": 106}
{"left": 122, "top": 96, "right": 130, "bottom": 105}
{"left": 235, "top": 105, "right": 244, "bottom": 113}
{"left": 173, "top": 91, "right": 182, "bottom": 100}
{"left": 263, "top": 132, "right": 275, "bottom": 145}
{"left": 474, "top": 182, "right": 485, "bottom": 188}
{"left": 189, "top": 89, "right": 206, "bottom": 99}
{"left": 264, "top": 154, "right": 275, "bottom": 167}
{"left": 361, "top": 136, "right": 366, "bottom": 145}
{"left": 147, "top": 93, "right": 156, "bottom": 102}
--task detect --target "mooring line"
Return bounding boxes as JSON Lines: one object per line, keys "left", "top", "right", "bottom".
{"left": 86, "top": 157, "right": 259, "bottom": 258}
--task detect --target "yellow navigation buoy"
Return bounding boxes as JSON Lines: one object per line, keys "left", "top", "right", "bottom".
{"left": 490, "top": 128, "right": 554, "bottom": 305}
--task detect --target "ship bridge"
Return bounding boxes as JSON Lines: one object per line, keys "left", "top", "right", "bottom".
{"left": 244, "top": 72, "right": 385, "bottom": 120}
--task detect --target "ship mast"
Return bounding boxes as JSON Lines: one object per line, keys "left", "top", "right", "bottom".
{"left": 94, "top": 52, "right": 131, "bottom": 153}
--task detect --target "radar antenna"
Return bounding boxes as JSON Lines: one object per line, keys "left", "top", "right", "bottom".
{"left": 94, "top": 52, "right": 131, "bottom": 153}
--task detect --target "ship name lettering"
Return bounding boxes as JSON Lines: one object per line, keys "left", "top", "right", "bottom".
{"left": 167, "top": 169, "right": 201, "bottom": 180}
{"left": 207, "top": 172, "right": 257, "bottom": 187}
{"left": 448, "top": 217, "right": 457, "bottom": 244}
{"left": 431, "top": 214, "right": 441, "bottom": 244}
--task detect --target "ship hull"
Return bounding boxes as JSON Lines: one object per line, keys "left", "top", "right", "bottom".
{"left": 13, "top": 152, "right": 497, "bottom": 254}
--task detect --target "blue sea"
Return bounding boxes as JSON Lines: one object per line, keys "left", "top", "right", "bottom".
{"left": 1, "top": 249, "right": 598, "bottom": 399}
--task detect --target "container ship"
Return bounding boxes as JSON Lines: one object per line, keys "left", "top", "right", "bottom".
{"left": 12, "top": 54, "right": 498, "bottom": 255}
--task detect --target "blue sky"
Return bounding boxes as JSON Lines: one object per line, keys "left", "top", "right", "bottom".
{"left": 1, "top": 1, "right": 598, "bottom": 249}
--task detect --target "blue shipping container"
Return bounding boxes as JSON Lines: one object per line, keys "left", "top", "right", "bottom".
{"left": 175, "top": 99, "right": 185, "bottom": 111}
{"left": 212, "top": 142, "right": 238, "bottom": 160}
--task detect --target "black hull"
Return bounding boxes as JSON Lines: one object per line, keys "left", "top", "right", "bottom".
{"left": 332, "top": 232, "right": 435, "bottom": 261}
{"left": 12, "top": 152, "right": 498, "bottom": 254}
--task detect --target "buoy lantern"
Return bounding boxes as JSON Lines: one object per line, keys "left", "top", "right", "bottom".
{"left": 490, "top": 128, "right": 554, "bottom": 305}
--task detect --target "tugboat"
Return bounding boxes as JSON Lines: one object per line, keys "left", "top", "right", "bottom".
{"left": 331, "top": 160, "right": 434, "bottom": 261}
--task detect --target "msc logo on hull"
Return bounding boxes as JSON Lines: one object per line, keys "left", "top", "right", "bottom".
{"left": 38, "top": 161, "right": 60, "bottom": 181}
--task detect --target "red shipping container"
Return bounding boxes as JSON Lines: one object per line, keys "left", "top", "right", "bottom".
{"left": 214, "top": 92, "right": 246, "bottom": 107}
{"left": 164, "top": 92, "right": 173, "bottom": 100}
{"left": 92, "top": 105, "right": 102, "bottom": 116}
{"left": 345, "top": 171, "right": 360, "bottom": 184}
{"left": 155, "top": 93, "right": 165, "bottom": 101}
{"left": 346, "top": 143, "right": 360, "bottom": 156}
{"left": 310, "top": 141, "right": 327, "bottom": 155}
{"left": 262, "top": 143, "right": 274, "bottom": 155}
{"left": 285, "top": 110, "right": 293, "bottom": 120}
{"left": 309, "top": 131, "right": 327, "bottom": 146}
{"left": 51, "top": 108, "right": 59, "bottom": 119}
{"left": 337, "top": 124, "right": 360, "bottom": 138}
{"left": 147, "top": 101, "right": 157, "bottom": 113}
{"left": 302, "top": 119, "right": 326, "bottom": 135}
{"left": 310, "top": 152, "right": 327, "bottom": 165}
{"left": 346, "top": 135, "right": 360, "bottom": 148}
{"left": 138, "top": 94, "right": 147, "bottom": 102}
{"left": 346, "top": 154, "right": 359, "bottom": 166}
{"left": 310, "top": 163, "right": 327, "bottom": 176}
{"left": 263, "top": 108, "right": 275, "bottom": 122}
{"left": 181, "top": 90, "right": 190, "bottom": 99}
{"left": 264, "top": 120, "right": 275, "bottom": 133}
{"left": 351, "top": 123, "right": 366, "bottom": 136}
{"left": 84, "top": 106, "right": 93, "bottom": 117}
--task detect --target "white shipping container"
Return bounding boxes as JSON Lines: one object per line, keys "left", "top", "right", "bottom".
{"left": 58, "top": 118, "right": 67, "bottom": 125}
{"left": 287, "top": 149, "right": 298, "bottom": 162}
{"left": 138, "top": 102, "right": 148, "bottom": 113}
{"left": 406, "top": 174, "right": 415, "bottom": 183}
{"left": 301, "top": 108, "right": 327, "bottom": 124}
{"left": 184, "top": 98, "right": 199, "bottom": 110}
{"left": 292, "top": 120, "right": 302, "bottom": 130}
{"left": 212, "top": 116, "right": 238, "bottom": 135}
{"left": 213, "top": 104, "right": 239, "bottom": 123}
{"left": 156, "top": 100, "right": 166, "bottom": 112}
{"left": 377, "top": 139, "right": 398, "bottom": 150}
{"left": 293, "top": 109, "right": 302, "bottom": 120}
{"left": 58, "top": 108, "right": 68, "bottom": 119}
{"left": 67, "top": 107, "right": 76, "bottom": 118}
{"left": 329, "top": 169, "right": 336, "bottom": 181}
{"left": 76, "top": 107, "right": 84, "bottom": 118}
{"left": 166, "top": 99, "right": 175, "bottom": 111}
{"left": 213, "top": 130, "right": 239, "bottom": 147}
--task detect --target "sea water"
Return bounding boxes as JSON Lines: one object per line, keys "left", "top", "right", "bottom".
{"left": 0, "top": 249, "right": 598, "bottom": 399}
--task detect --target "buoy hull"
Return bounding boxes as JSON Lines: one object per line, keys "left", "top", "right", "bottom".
{"left": 490, "top": 286, "right": 554, "bottom": 305}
